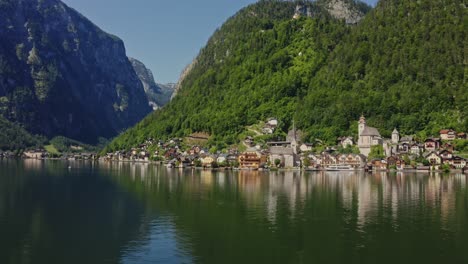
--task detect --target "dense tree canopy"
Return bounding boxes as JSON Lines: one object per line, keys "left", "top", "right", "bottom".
{"left": 105, "top": 0, "right": 467, "bottom": 152}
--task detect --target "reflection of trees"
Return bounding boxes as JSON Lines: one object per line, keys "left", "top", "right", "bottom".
{"left": 110, "top": 164, "right": 468, "bottom": 264}
{"left": 2, "top": 160, "right": 467, "bottom": 264}
{"left": 0, "top": 161, "right": 147, "bottom": 264}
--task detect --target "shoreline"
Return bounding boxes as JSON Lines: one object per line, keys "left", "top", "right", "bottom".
{"left": 1, "top": 157, "right": 466, "bottom": 174}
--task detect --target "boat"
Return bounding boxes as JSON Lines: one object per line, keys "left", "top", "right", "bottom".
{"left": 326, "top": 165, "right": 354, "bottom": 171}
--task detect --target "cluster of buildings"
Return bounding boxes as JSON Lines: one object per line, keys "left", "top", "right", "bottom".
{"left": 351, "top": 115, "right": 467, "bottom": 170}
{"left": 101, "top": 115, "right": 467, "bottom": 172}
{"left": 21, "top": 149, "right": 97, "bottom": 160}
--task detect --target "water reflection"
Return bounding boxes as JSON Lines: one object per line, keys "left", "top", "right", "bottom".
{"left": 1, "top": 161, "right": 467, "bottom": 264}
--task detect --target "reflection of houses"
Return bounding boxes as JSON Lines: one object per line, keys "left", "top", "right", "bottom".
{"left": 358, "top": 115, "right": 383, "bottom": 157}
{"left": 239, "top": 149, "right": 262, "bottom": 170}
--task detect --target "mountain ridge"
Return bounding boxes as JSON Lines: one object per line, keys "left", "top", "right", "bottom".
{"left": 0, "top": 0, "right": 152, "bottom": 145}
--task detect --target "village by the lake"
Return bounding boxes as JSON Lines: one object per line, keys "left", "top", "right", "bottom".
{"left": 10, "top": 115, "right": 468, "bottom": 174}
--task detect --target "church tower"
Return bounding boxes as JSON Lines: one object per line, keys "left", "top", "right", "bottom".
{"left": 358, "top": 115, "right": 366, "bottom": 139}
{"left": 392, "top": 128, "right": 400, "bottom": 144}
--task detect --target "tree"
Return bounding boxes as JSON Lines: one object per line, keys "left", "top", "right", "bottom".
{"left": 274, "top": 158, "right": 281, "bottom": 168}
{"left": 368, "top": 145, "right": 385, "bottom": 160}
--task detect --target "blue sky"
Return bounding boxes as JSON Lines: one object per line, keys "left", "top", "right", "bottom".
{"left": 62, "top": 0, "right": 378, "bottom": 84}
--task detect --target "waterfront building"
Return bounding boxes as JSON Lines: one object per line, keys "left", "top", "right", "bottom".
{"left": 357, "top": 115, "right": 383, "bottom": 157}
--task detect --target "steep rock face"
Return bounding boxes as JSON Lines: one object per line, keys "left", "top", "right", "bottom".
{"left": 156, "top": 82, "right": 176, "bottom": 105}
{"left": 321, "top": 0, "right": 369, "bottom": 24}
{"left": 294, "top": 0, "right": 370, "bottom": 24}
{"left": 0, "top": 0, "right": 151, "bottom": 144}
{"left": 129, "top": 57, "right": 174, "bottom": 110}
{"left": 171, "top": 58, "right": 197, "bottom": 100}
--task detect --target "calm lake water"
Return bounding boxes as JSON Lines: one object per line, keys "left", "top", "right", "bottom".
{"left": 0, "top": 159, "right": 467, "bottom": 264}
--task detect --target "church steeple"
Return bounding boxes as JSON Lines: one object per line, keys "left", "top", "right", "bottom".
{"left": 392, "top": 128, "right": 400, "bottom": 144}
{"left": 358, "top": 115, "right": 366, "bottom": 138}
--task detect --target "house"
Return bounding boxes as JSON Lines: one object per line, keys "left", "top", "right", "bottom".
{"left": 262, "top": 127, "right": 274, "bottom": 134}
{"left": 400, "top": 136, "right": 414, "bottom": 144}
{"left": 321, "top": 153, "right": 337, "bottom": 168}
{"left": 307, "top": 154, "right": 322, "bottom": 168}
{"left": 425, "top": 152, "right": 442, "bottom": 165}
{"left": 244, "top": 136, "right": 254, "bottom": 147}
{"left": 442, "top": 143, "right": 454, "bottom": 152}
{"left": 227, "top": 154, "right": 239, "bottom": 164}
{"left": 439, "top": 150, "right": 453, "bottom": 163}
{"left": 457, "top": 132, "right": 466, "bottom": 139}
{"left": 450, "top": 156, "right": 467, "bottom": 169}
{"left": 201, "top": 155, "right": 215, "bottom": 167}
{"left": 397, "top": 143, "right": 410, "bottom": 154}
{"left": 371, "top": 159, "right": 387, "bottom": 170}
{"left": 266, "top": 118, "right": 278, "bottom": 127}
{"left": 340, "top": 137, "right": 354, "bottom": 148}
{"left": 238, "top": 150, "right": 262, "bottom": 169}
{"left": 299, "top": 143, "right": 313, "bottom": 153}
{"left": 336, "top": 154, "right": 366, "bottom": 168}
{"left": 440, "top": 129, "right": 456, "bottom": 140}
{"left": 410, "top": 143, "right": 422, "bottom": 155}
{"left": 387, "top": 156, "right": 400, "bottom": 167}
{"left": 189, "top": 146, "right": 202, "bottom": 155}
{"left": 217, "top": 155, "right": 227, "bottom": 165}
{"left": 357, "top": 115, "right": 383, "bottom": 157}
{"left": 424, "top": 138, "right": 441, "bottom": 152}
{"left": 24, "top": 150, "right": 45, "bottom": 159}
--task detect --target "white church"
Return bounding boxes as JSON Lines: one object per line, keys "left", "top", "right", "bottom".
{"left": 357, "top": 115, "right": 386, "bottom": 157}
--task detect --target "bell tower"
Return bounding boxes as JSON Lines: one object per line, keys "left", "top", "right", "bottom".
{"left": 358, "top": 115, "right": 366, "bottom": 139}
{"left": 392, "top": 128, "right": 400, "bottom": 144}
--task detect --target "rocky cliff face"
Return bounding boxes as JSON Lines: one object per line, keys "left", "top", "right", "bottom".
{"left": 171, "top": 58, "right": 197, "bottom": 100}
{"left": 0, "top": 0, "right": 151, "bottom": 144}
{"left": 294, "top": 0, "right": 370, "bottom": 24}
{"left": 129, "top": 57, "right": 174, "bottom": 110}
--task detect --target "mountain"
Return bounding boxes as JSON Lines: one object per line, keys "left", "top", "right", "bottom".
{"left": 0, "top": 0, "right": 152, "bottom": 146}
{"left": 104, "top": 0, "right": 360, "bottom": 151}
{"left": 296, "top": 0, "right": 467, "bottom": 140}
{"left": 105, "top": 0, "right": 466, "bottom": 152}
{"left": 129, "top": 57, "right": 175, "bottom": 110}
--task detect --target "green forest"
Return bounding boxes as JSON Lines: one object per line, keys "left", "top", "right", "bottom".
{"left": 0, "top": 116, "right": 45, "bottom": 151}
{"left": 105, "top": 0, "right": 467, "bottom": 153}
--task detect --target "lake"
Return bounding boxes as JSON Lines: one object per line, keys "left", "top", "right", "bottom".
{"left": 0, "top": 159, "right": 467, "bottom": 264}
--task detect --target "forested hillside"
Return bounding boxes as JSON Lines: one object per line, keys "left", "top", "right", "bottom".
{"left": 105, "top": 0, "right": 466, "bottom": 152}
{"left": 296, "top": 0, "right": 467, "bottom": 140}
{"left": 105, "top": 0, "right": 354, "bottom": 151}
{"left": 0, "top": 116, "right": 45, "bottom": 151}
